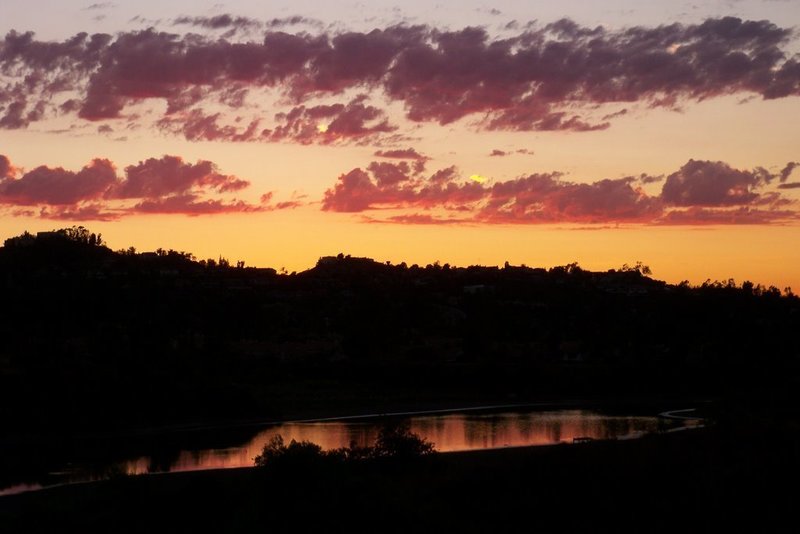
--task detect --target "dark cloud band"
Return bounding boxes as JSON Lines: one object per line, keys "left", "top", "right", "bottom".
{"left": 2, "top": 16, "right": 799, "bottom": 139}
{"left": 0, "top": 154, "right": 295, "bottom": 219}
{"left": 323, "top": 158, "right": 798, "bottom": 225}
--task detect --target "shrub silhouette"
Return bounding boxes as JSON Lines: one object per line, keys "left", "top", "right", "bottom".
{"left": 254, "top": 424, "right": 435, "bottom": 470}
{"left": 253, "top": 435, "right": 328, "bottom": 471}
{"left": 328, "top": 439, "right": 374, "bottom": 462}
{"left": 372, "top": 423, "right": 435, "bottom": 459}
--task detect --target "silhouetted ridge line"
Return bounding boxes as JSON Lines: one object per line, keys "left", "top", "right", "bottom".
{"left": 0, "top": 225, "right": 797, "bottom": 449}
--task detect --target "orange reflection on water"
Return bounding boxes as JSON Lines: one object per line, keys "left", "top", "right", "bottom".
{"left": 120, "top": 410, "right": 663, "bottom": 475}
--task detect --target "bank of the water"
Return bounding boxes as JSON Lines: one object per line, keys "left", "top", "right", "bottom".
{"left": 0, "top": 426, "right": 793, "bottom": 533}
{"left": 1, "top": 400, "right": 705, "bottom": 496}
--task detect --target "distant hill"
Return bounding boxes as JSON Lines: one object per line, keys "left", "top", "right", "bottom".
{"left": 0, "top": 226, "right": 798, "bottom": 439}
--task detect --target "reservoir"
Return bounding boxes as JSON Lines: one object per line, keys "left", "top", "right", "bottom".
{"left": 0, "top": 406, "right": 701, "bottom": 496}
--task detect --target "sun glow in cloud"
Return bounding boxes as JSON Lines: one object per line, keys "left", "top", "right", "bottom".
{"left": 470, "top": 174, "right": 488, "bottom": 184}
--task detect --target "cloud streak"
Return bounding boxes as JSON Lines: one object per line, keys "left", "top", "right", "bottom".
{"left": 322, "top": 158, "right": 798, "bottom": 225}
{"left": 156, "top": 95, "right": 396, "bottom": 144}
{"left": 172, "top": 15, "right": 262, "bottom": 31}
{"left": 2, "top": 16, "right": 799, "bottom": 140}
{"left": 0, "top": 154, "right": 292, "bottom": 219}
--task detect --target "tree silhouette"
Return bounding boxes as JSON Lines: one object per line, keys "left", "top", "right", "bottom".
{"left": 373, "top": 423, "right": 435, "bottom": 459}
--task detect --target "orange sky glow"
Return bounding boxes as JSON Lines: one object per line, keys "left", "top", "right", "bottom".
{"left": 1, "top": 1, "right": 799, "bottom": 290}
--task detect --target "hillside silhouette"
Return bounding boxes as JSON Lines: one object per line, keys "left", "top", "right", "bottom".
{"left": 1, "top": 226, "right": 798, "bottom": 440}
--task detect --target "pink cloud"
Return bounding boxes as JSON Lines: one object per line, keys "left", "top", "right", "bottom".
{"left": 373, "top": 148, "right": 428, "bottom": 161}
{"left": 638, "top": 174, "right": 664, "bottom": 184}
{"left": 157, "top": 110, "right": 261, "bottom": 142}
{"left": 2, "top": 17, "right": 799, "bottom": 136}
{"left": 322, "top": 168, "right": 379, "bottom": 212}
{"left": 130, "top": 194, "right": 261, "bottom": 216}
{"left": 322, "top": 161, "right": 492, "bottom": 213}
{"left": 601, "top": 109, "right": 628, "bottom": 121}
{"left": 779, "top": 162, "right": 798, "bottom": 182}
{"left": 322, "top": 157, "right": 798, "bottom": 225}
{"left": 0, "top": 153, "right": 277, "bottom": 220}
{"left": 266, "top": 16, "right": 322, "bottom": 29}
{"left": 38, "top": 204, "right": 120, "bottom": 221}
{"left": 0, "top": 154, "right": 17, "bottom": 177}
{"left": 658, "top": 206, "right": 796, "bottom": 225}
{"left": 364, "top": 213, "right": 471, "bottom": 225}
{"left": 273, "top": 200, "right": 304, "bottom": 210}
{"left": 367, "top": 161, "right": 414, "bottom": 186}
{"left": 172, "top": 15, "right": 262, "bottom": 32}
{"left": 0, "top": 158, "right": 116, "bottom": 205}
{"left": 479, "top": 175, "right": 663, "bottom": 223}
{"left": 661, "top": 159, "right": 766, "bottom": 207}
{"left": 159, "top": 96, "right": 395, "bottom": 144}
{"left": 259, "top": 191, "right": 304, "bottom": 210}
{"left": 373, "top": 148, "right": 429, "bottom": 173}
{"left": 264, "top": 96, "right": 395, "bottom": 144}
{"left": 113, "top": 156, "right": 249, "bottom": 199}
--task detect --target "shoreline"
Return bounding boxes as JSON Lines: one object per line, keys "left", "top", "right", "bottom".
{"left": 4, "top": 423, "right": 791, "bottom": 533}
{"left": 0, "top": 400, "right": 707, "bottom": 498}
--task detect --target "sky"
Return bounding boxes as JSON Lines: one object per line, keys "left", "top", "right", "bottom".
{"left": 1, "top": 0, "right": 799, "bottom": 288}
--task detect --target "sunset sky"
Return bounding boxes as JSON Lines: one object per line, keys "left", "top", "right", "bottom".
{"left": 1, "top": 0, "right": 799, "bottom": 288}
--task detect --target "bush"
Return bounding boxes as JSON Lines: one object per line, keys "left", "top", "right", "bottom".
{"left": 328, "top": 439, "right": 374, "bottom": 462}
{"left": 373, "top": 423, "right": 436, "bottom": 459}
{"left": 253, "top": 435, "right": 327, "bottom": 470}
{"left": 254, "top": 424, "right": 436, "bottom": 470}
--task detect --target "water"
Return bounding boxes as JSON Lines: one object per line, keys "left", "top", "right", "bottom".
{"left": 0, "top": 407, "right": 699, "bottom": 496}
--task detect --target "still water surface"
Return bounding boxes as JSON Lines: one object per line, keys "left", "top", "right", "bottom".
{"left": 124, "top": 409, "right": 664, "bottom": 473}
{"left": 1, "top": 408, "right": 697, "bottom": 495}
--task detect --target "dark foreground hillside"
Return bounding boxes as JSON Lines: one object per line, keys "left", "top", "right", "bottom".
{"left": 1, "top": 423, "right": 797, "bottom": 533}
{"left": 1, "top": 227, "right": 798, "bottom": 532}
{"left": 1, "top": 227, "right": 798, "bottom": 438}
